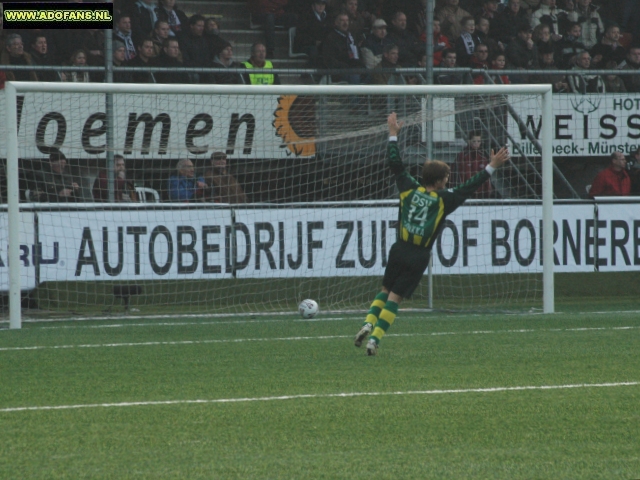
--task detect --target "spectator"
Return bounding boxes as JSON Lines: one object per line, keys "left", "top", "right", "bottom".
{"left": 476, "top": 0, "right": 500, "bottom": 21}
{"left": 371, "top": 44, "right": 401, "bottom": 85}
{"left": 154, "top": 38, "right": 188, "bottom": 84}
{"left": 322, "top": 12, "right": 364, "bottom": 84}
{"left": 362, "top": 19, "right": 393, "bottom": 69}
{"left": 536, "top": 43, "right": 569, "bottom": 92}
{"left": 617, "top": 46, "right": 640, "bottom": 93}
{"left": 475, "top": 17, "right": 501, "bottom": 58}
{"left": 629, "top": 147, "right": 640, "bottom": 195}
{"left": 93, "top": 155, "right": 138, "bottom": 202}
{"left": 567, "top": 51, "right": 604, "bottom": 93}
{"left": 590, "top": 25, "right": 627, "bottom": 70}
{"left": 386, "top": 11, "right": 422, "bottom": 66}
{"left": 435, "top": 48, "right": 465, "bottom": 84}
{"left": 150, "top": 20, "right": 172, "bottom": 58}
{"left": 344, "top": 0, "right": 374, "bottom": 47}
{"left": 491, "top": 0, "right": 530, "bottom": 45}
{"left": 470, "top": 44, "right": 490, "bottom": 83}
{"left": 505, "top": 25, "right": 539, "bottom": 81}
{"left": 436, "top": 0, "right": 472, "bottom": 39}
{"left": 29, "top": 35, "right": 60, "bottom": 82}
{"left": 17, "top": 29, "right": 60, "bottom": 63}
{"left": 72, "top": 29, "right": 105, "bottom": 66}
{"left": 112, "top": 41, "right": 134, "bottom": 83}
{"left": 455, "top": 16, "right": 482, "bottom": 67}
{"left": 129, "top": 0, "right": 158, "bottom": 44}
{"left": 425, "top": 19, "right": 452, "bottom": 66}
{"left": 168, "top": 158, "right": 207, "bottom": 202}
{"left": 210, "top": 41, "right": 245, "bottom": 84}
{"left": 1, "top": 34, "right": 38, "bottom": 83}
{"left": 155, "top": 0, "right": 189, "bottom": 37}
{"left": 452, "top": 132, "right": 493, "bottom": 198}
{"left": 293, "top": 0, "right": 330, "bottom": 63}
{"left": 204, "top": 18, "right": 229, "bottom": 58}
{"left": 29, "top": 152, "right": 82, "bottom": 203}
{"left": 113, "top": 13, "right": 137, "bottom": 61}
{"left": 179, "top": 14, "right": 210, "bottom": 83}
{"left": 602, "top": 60, "right": 626, "bottom": 93}
{"left": 589, "top": 152, "right": 630, "bottom": 197}
{"left": 490, "top": 53, "right": 511, "bottom": 84}
{"left": 64, "top": 49, "right": 91, "bottom": 83}
{"left": 566, "top": 0, "right": 603, "bottom": 49}
{"left": 532, "top": 23, "right": 558, "bottom": 56}
{"left": 248, "top": 0, "right": 298, "bottom": 57}
{"left": 531, "top": 0, "right": 568, "bottom": 38}
{"left": 556, "top": 21, "right": 586, "bottom": 68}
{"left": 128, "top": 38, "right": 157, "bottom": 83}
{"left": 622, "top": 0, "right": 640, "bottom": 47}
{"left": 203, "top": 152, "right": 247, "bottom": 203}
{"left": 242, "top": 42, "right": 281, "bottom": 85}
{"left": 521, "top": 0, "right": 541, "bottom": 14}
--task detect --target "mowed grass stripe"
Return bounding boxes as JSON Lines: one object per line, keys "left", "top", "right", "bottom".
{"left": 1, "top": 325, "right": 639, "bottom": 352}
{"left": 1, "top": 381, "right": 638, "bottom": 413}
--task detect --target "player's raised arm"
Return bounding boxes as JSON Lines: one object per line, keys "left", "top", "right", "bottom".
{"left": 489, "top": 146, "right": 510, "bottom": 169}
{"left": 387, "top": 112, "right": 404, "bottom": 137}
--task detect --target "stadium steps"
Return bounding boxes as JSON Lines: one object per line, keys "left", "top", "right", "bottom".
{"left": 180, "top": 0, "right": 307, "bottom": 83}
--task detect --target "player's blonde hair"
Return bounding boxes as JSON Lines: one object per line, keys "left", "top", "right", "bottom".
{"left": 422, "top": 160, "right": 450, "bottom": 187}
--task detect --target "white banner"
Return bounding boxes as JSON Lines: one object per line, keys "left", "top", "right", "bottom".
{"left": 0, "top": 212, "right": 37, "bottom": 290}
{"left": 3, "top": 202, "right": 639, "bottom": 290}
{"left": 509, "top": 94, "right": 640, "bottom": 157}
{"left": 0, "top": 93, "right": 454, "bottom": 160}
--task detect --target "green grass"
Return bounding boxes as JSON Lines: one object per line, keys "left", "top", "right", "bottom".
{"left": 1, "top": 306, "right": 640, "bottom": 478}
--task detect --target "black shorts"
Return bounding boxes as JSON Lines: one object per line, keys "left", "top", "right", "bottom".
{"left": 382, "top": 241, "right": 431, "bottom": 299}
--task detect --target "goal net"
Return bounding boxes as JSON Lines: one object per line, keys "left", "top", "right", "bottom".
{"left": 1, "top": 83, "right": 553, "bottom": 326}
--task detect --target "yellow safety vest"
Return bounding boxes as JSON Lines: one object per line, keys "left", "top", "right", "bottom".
{"left": 242, "top": 60, "right": 275, "bottom": 85}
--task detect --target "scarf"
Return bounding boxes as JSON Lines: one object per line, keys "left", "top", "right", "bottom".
{"left": 137, "top": 1, "right": 158, "bottom": 27}
{"left": 460, "top": 32, "right": 475, "bottom": 55}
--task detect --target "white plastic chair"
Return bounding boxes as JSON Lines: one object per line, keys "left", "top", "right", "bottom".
{"left": 135, "top": 187, "right": 160, "bottom": 203}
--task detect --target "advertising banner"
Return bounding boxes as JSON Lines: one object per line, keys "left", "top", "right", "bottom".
{"left": 509, "top": 94, "right": 640, "bottom": 157}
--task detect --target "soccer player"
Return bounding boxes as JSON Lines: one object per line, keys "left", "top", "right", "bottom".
{"left": 354, "top": 112, "right": 511, "bottom": 356}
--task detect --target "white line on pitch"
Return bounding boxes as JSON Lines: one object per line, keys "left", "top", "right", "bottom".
{"left": 1, "top": 325, "right": 639, "bottom": 352}
{"left": 34, "top": 317, "right": 349, "bottom": 330}
{"left": 0, "top": 381, "right": 637, "bottom": 413}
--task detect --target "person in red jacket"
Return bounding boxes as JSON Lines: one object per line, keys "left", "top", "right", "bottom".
{"left": 452, "top": 132, "right": 493, "bottom": 198}
{"left": 589, "top": 152, "right": 631, "bottom": 197}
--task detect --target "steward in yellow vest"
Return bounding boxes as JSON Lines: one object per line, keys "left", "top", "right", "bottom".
{"left": 242, "top": 42, "right": 281, "bottom": 85}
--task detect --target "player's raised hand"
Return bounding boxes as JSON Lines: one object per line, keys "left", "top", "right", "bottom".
{"left": 387, "top": 112, "right": 404, "bottom": 136}
{"left": 489, "top": 146, "right": 511, "bottom": 169}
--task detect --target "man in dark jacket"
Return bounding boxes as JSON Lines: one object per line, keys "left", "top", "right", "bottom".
{"left": 386, "top": 11, "right": 421, "bottom": 66}
{"left": 154, "top": 38, "right": 190, "bottom": 84}
{"left": 209, "top": 41, "right": 245, "bottom": 84}
{"left": 28, "top": 34, "right": 60, "bottom": 81}
{"left": 505, "top": 25, "right": 539, "bottom": 81}
{"left": 322, "top": 12, "right": 363, "bottom": 83}
{"left": 29, "top": 152, "right": 82, "bottom": 203}
{"left": 491, "top": 0, "right": 530, "bottom": 45}
{"left": 293, "top": 0, "right": 330, "bottom": 65}
{"left": 178, "top": 14, "right": 210, "bottom": 83}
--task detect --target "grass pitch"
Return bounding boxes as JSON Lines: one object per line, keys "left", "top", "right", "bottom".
{"left": 1, "top": 306, "right": 640, "bottom": 478}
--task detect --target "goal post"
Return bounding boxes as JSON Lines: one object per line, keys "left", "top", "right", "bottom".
{"left": 3, "top": 82, "right": 554, "bottom": 328}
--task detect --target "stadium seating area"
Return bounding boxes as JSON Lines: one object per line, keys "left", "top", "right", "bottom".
{"left": 0, "top": 0, "right": 638, "bottom": 88}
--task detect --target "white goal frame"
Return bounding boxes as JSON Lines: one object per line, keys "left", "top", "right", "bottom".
{"left": 4, "top": 82, "right": 554, "bottom": 329}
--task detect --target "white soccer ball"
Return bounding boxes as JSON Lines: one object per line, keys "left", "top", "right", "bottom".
{"left": 298, "top": 299, "right": 319, "bottom": 319}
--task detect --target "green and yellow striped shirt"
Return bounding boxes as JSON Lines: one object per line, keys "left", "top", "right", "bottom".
{"left": 388, "top": 141, "right": 491, "bottom": 249}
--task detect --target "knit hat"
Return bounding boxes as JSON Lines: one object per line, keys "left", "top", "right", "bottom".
{"left": 113, "top": 40, "right": 126, "bottom": 51}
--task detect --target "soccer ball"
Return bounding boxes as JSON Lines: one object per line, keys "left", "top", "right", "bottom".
{"left": 298, "top": 299, "right": 319, "bottom": 319}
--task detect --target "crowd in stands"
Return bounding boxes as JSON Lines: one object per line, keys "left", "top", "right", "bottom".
{"left": 0, "top": 0, "right": 638, "bottom": 89}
